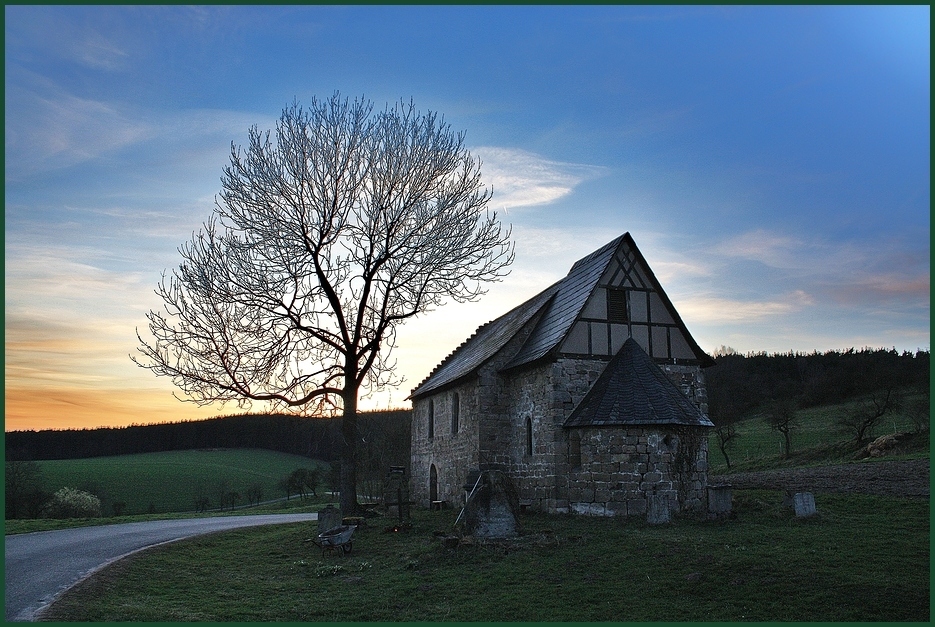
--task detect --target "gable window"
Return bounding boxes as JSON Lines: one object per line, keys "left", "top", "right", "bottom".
{"left": 525, "top": 418, "right": 533, "bottom": 456}
{"left": 451, "top": 393, "right": 460, "bottom": 435}
{"left": 428, "top": 399, "right": 435, "bottom": 439}
{"left": 607, "top": 288, "right": 628, "bottom": 323}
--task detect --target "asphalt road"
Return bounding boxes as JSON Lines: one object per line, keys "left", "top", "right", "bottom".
{"left": 5, "top": 513, "right": 318, "bottom": 622}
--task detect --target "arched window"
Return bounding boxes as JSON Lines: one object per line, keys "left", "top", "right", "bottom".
{"left": 429, "top": 464, "right": 438, "bottom": 503}
{"left": 451, "top": 393, "right": 460, "bottom": 435}
{"left": 526, "top": 417, "right": 533, "bottom": 456}
{"left": 428, "top": 399, "right": 434, "bottom": 439}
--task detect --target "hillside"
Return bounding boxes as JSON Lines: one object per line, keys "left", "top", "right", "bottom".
{"left": 15, "top": 449, "right": 327, "bottom": 517}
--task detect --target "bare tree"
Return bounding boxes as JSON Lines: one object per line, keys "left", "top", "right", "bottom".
{"left": 837, "top": 383, "right": 902, "bottom": 445}
{"left": 905, "top": 390, "right": 929, "bottom": 434}
{"left": 713, "top": 422, "right": 740, "bottom": 470}
{"left": 134, "top": 93, "right": 513, "bottom": 513}
{"left": 764, "top": 398, "right": 799, "bottom": 459}
{"left": 245, "top": 483, "right": 263, "bottom": 506}
{"left": 707, "top": 368, "right": 743, "bottom": 469}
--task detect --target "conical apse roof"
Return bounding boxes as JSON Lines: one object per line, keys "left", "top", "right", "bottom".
{"left": 564, "top": 338, "right": 714, "bottom": 428}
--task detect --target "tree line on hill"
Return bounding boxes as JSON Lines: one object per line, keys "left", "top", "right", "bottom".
{"left": 6, "top": 409, "right": 411, "bottom": 464}
{"left": 6, "top": 347, "right": 928, "bottom": 467}
{"left": 705, "top": 346, "right": 929, "bottom": 466}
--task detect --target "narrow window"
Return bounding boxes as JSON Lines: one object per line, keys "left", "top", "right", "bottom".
{"left": 526, "top": 418, "right": 533, "bottom": 456}
{"left": 607, "top": 288, "right": 628, "bottom": 323}
{"left": 568, "top": 430, "right": 582, "bottom": 469}
{"left": 428, "top": 399, "right": 434, "bottom": 439}
{"left": 429, "top": 464, "right": 438, "bottom": 503}
{"left": 451, "top": 393, "right": 460, "bottom": 435}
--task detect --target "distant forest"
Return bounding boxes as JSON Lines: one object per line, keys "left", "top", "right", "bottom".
{"left": 6, "top": 410, "right": 412, "bottom": 471}
{"left": 705, "top": 346, "right": 929, "bottom": 424}
{"left": 6, "top": 347, "right": 929, "bottom": 462}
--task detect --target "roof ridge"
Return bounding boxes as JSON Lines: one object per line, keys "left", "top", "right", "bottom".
{"left": 566, "top": 233, "right": 626, "bottom": 275}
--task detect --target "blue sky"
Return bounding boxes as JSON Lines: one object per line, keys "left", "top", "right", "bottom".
{"left": 5, "top": 5, "right": 929, "bottom": 429}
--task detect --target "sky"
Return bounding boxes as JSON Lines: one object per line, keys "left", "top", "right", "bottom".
{"left": 5, "top": 5, "right": 930, "bottom": 431}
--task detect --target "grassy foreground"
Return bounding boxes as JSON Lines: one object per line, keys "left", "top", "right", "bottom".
{"left": 42, "top": 490, "right": 928, "bottom": 622}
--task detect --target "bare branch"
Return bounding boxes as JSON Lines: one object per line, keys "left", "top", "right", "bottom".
{"left": 134, "top": 92, "right": 513, "bottom": 511}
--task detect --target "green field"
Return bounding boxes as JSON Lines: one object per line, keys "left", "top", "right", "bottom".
{"left": 42, "top": 492, "right": 929, "bottom": 622}
{"left": 706, "top": 394, "right": 927, "bottom": 473}
{"left": 35, "top": 449, "right": 329, "bottom": 516}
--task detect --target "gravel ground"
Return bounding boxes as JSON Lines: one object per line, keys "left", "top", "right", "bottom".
{"left": 712, "top": 458, "right": 929, "bottom": 498}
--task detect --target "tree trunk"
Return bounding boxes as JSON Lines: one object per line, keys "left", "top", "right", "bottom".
{"left": 339, "top": 389, "right": 360, "bottom": 515}
{"left": 718, "top": 442, "right": 732, "bottom": 469}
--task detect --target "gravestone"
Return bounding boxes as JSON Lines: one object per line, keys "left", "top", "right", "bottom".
{"left": 646, "top": 494, "right": 671, "bottom": 525}
{"left": 706, "top": 484, "right": 733, "bottom": 518}
{"left": 318, "top": 504, "right": 342, "bottom": 533}
{"left": 793, "top": 492, "right": 817, "bottom": 518}
{"left": 460, "top": 471, "right": 521, "bottom": 538}
{"left": 382, "top": 466, "right": 410, "bottom": 522}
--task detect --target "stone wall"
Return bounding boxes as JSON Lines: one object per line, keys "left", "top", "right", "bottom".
{"left": 495, "top": 363, "right": 557, "bottom": 507}
{"left": 660, "top": 362, "right": 709, "bottom": 415}
{"left": 565, "top": 426, "right": 708, "bottom": 517}
{"left": 411, "top": 332, "right": 711, "bottom": 515}
{"left": 409, "top": 378, "right": 479, "bottom": 507}
{"left": 500, "top": 357, "right": 710, "bottom": 517}
{"left": 410, "top": 303, "right": 550, "bottom": 507}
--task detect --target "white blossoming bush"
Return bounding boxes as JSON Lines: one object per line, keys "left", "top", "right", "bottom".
{"left": 46, "top": 487, "right": 102, "bottom": 519}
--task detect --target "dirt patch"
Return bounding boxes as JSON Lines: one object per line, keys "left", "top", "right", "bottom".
{"left": 715, "top": 459, "right": 929, "bottom": 498}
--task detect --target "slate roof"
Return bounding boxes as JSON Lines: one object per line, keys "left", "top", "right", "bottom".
{"left": 407, "top": 285, "right": 559, "bottom": 399}
{"left": 564, "top": 338, "right": 714, "bottom": 428}
{"left": 501, "top": 235, "right": 624, "bottom": 370}
{"left": 408, "top": 232, "right": 713, "bottom": 400}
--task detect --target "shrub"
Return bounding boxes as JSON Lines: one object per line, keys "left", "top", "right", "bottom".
{"left": 46, "top": 487, "right": 102, "bottom": 519}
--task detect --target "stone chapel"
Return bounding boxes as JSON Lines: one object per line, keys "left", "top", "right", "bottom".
{"left": 408, "top": 232, "right": 715, "bottom": 518}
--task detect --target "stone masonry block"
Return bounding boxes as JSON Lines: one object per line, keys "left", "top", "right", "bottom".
{"left": 627, "top": 498, "right": 647, "bottom": 516}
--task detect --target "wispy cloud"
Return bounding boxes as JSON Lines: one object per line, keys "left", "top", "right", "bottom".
{"left": 712, "top": 229, "right": 813, "bottom": 269}
{"left": 5, "top": 72, "right": 155, "bottom": 180}
{"left": 709, "top": 228, "right": 929, "bottom": 306}
{"left": 473, "top": 147, "right": 606, "bottom": 210}
{"left": 825, "top": 273, "right": 930, "bottom": 307}
{"left": 76, "top": 32, "right": 130, "bottom": 70}
{"left": 6, "top": 66, "right": 272, "bottom": 181}
{"left": 4, "top": 239, "right": 165, "bottom": 392}
{"left": 676, "top": 290, "right": 815, "bottom": 323}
